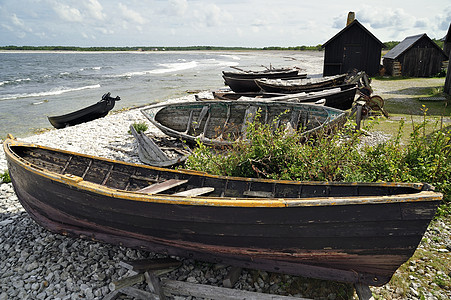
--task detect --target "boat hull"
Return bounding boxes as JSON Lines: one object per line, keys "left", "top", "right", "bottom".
{"left": 47, "top": 95, "right": 118, "bottom": 129}
{"left": 4, "top": 139, "right": 442, "bottom": 286}
{"left": 255, "top": 74, "right": 347, "bottom": 93}
{"left": 141, "top": 100, "right": 347, "bottom": 147}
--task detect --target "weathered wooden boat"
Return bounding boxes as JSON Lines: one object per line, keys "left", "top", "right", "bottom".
{"left": 222, "top": 67, "right": 300, "bottom": 79}
{"left": 47, "top": 92, "right": 120, "bottom": 129}
{"left": 129, "top": 125, "right": 190, "bottom": 167}
{"left": 141, "top": 100, "right": 347, "bottom": 147}
{"left": 4, "top": 136, "right": 442, "bottom": 287}
{"left": 223, "top": 74, "right": 307, "bottom": 93}
{"left": 207, "top": 84, "right": 358, "bottom": 111}
{"left": 255, "top": 74, "right": 347, "bottom": 93}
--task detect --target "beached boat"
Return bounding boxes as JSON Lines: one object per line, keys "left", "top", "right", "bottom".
{"left": 204, "top": 84, "right": 358, "bottom": 110}
{"left": 47, "top": 92, "right": 120, "bottom": 129}
{"left": 4, "top": 136, "right": 442, "bottom": 286}
{"left": 129, "top": 125, "right": 190, "bottom": 167}
{"left": 222, "top": 67, "right": 300, "bottom": 79}
{"left": 141, "top": 100, "right": 347, "bottom": 147}
{"left": 223, "top": 73, "right": 308, "bottom": 93}
{"left": 255, "top": 74, "right": 347, "bottom": 93}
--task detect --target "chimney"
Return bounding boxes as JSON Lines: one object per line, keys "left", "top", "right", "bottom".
{"left": 346, "top": 12, "right": 355, "bottom": 26}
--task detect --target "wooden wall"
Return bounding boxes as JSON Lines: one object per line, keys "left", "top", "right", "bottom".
{"left": 323, "top": 23, "right": 382, "bottom": 76}
{"left": 384, "top": 36, "right": 447, "bottom": 77}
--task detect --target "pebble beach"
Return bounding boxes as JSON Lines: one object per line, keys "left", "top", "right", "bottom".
{"left": 1, "top": 85, "right": 450, "bottom": 299}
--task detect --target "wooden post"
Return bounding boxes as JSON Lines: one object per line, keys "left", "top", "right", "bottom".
{"left": 354, "top": 283, "right": 374, "bottom": 300}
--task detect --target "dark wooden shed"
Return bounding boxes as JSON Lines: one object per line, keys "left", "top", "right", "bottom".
{"left": 443, "top": 23, "right": 451, "bottom": 95}
{"left": 382, "top": 33, "right": 448, "bottom": 77}
{"left": 322, "top": 19, "right": 384, "bottom": 76}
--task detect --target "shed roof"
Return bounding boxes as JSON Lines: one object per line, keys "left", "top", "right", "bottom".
{"left": 322, "top": 19, "right": 384, "bottom": 48}
{"left": 383, "top": 33, "right": 447, "bottom": 59}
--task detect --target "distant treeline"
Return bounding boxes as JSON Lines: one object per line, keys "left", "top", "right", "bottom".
{"left": 0, "top": 40, "right": 444, "bottom": 51}
{"left": 0, "top": 45, "right": 324, "bottom": 51}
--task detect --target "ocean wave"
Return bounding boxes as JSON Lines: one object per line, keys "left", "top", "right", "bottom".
{"left": 219, "top": 54, "right": 241, "bottom": 60}
{"left": 80, "top": 66, "right": 108, "bottom": 71}
{"left": 0, "top": 78, "right": 31, "bottom": 86}
{"left": 107, "top": 61, "right": 198, "bottom": 78}
{"left": 0, "top": 84, "right": 100, "bottom": 101}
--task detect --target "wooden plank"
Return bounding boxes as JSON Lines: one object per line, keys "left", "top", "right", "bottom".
{"left": 130, "top": 125, "right": 168, "bottom": 162}
{"left": 173, "top": 187, "right": 214, "bottom": 197}
{"left": 120, "top": 286, "right": 157, "bottom": 300}
{"left": 161, "top": 279, "right": 312, "bottom": 300}
{"left": 136, "top": 179, "right": 188, "bottom": 194}
{"left": 243, "top": 190, "right": 274, "bottom": 198}
{"left": 110, "top": 273, "right": 145, "bottom": 290}
{"left": 121, "top": 258, "right": 182, "bottom": 273}
{"left": 145, "top": 271, "right": 166, "bottom": 300}
{"left": 194, "top": 106, "right": 209, "bottom": 129}
{"left": 354, "top": 283, "right": 374, "bottom": 300}
{"left": 222, "top": 266, "right": 242, "bottom": 288}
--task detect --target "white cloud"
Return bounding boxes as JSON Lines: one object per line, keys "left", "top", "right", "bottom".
{"left": 85, "top": 0, "right": 105, "bottom": 21}
{"left": 52, "top": 2, "right": 83, "bottom": 22}
{"left": 118, "top": 3, "right": 146, "bottom": 25}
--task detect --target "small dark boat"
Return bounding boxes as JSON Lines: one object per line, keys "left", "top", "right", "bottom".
{"left": 129, "top": 125, "right": 190, "bottom": 167}
{"left": 223, "top": 74, "right": 307, "bottom": 93}
{"left": 48, "top": 92, "right": 120, "bottom": 129}
{"left": 255, "top": 74, "right": 347, "bottom": 93}
{"left": 141, "top": 100, "right": 347, "bottom": 147}
{"left": 4, "top": 136, "right": 442, "bottom": 287}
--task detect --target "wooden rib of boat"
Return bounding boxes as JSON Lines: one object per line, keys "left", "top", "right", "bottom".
{"left": 141, "top": 100, "right": 347, "bottom": 147}
{"left": 255, "top": 74, "right": 347, "bottom": 93}
{"left": 47, "top": 92, "right": 120, "bottom": 129}
{"left": 223, "top": 74, "right": 307, "bottom": 93}
{"left": 4, "top": 136, "right": 442, "bottom": 287}
{"left": 205, "top": 84, "right": 358, "bottom": 111}
{"left": 129, "top": 125, "right": 190, "bottom": 167}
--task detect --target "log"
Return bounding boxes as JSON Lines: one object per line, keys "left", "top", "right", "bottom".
{"left": 161, "top": 279, "right": 311, "bottom": 300}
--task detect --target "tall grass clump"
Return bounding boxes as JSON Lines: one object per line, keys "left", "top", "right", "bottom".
{"left": 184, "top": 110, "right": 450, "bottom": 213}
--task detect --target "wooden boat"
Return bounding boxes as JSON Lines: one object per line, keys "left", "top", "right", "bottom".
{"left": 222, "top": 67, "right": 300, "bottom": 79}
{"left": 223, "top": 74, "right": 307, "bottom": 93}
{"left": 3, "top": 136, "right": 442, "bottom": 287}
{"left": 129, "top": 125, "right": 190, "bottom": 167}
{"left": 48, "top": 92, "right": 120, "bottom": 129}
{"left": 255, "top": 74, "right": 347, "bottom": 93}
{"left": 203, "top": 84, "right": 358, "bottom": 111}
{"left": 141, "top": 100, "right": 347, "bottom": 147}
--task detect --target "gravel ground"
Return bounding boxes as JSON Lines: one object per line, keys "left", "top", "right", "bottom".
{"left": 1, "top": 87, "right": 450, "bottom": 299}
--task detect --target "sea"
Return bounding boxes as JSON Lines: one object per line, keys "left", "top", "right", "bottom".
{"left": 0, "top": 50, "right": 324, "bottom": 138}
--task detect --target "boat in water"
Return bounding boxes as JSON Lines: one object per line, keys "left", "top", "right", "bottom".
{"left": 3, "top": 136, "right": 442, "bottom": 286}
{"left": 47, "top": 92, "right": 120, "bottom": 129}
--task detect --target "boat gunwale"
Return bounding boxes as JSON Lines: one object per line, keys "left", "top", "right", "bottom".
{"left": 3, "top": 138, "right": 443, "bottom": 208}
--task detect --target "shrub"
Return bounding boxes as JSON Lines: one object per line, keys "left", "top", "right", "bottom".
{"left": 1, "top": 170, "right": 11, "bottom": 183}
{"left": 184, "top": 111, "right": 450, "bottom": 210}
{"left": 130, "top": 122, "right": 148, "bottom": 134}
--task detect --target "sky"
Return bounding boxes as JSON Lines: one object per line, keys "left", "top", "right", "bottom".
{"left": 0, "top": 0, "right": 450, "bottom": 48}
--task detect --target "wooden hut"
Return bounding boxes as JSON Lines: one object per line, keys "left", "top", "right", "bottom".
{"left": 322, "top": 13, "right": 384, "bottom": 76}
{"left": 382, "top": 33, "right": 448, "bottom": 77}
{"left": 444, "top": 23, "right": 451, "bottom": 95}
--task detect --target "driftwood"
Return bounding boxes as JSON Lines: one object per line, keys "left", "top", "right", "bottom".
{"left": 104, "top": 258, "right": 375, "bottom": 300}
{"left": 130, "top": 124, "right": 190, "bottom": 167}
